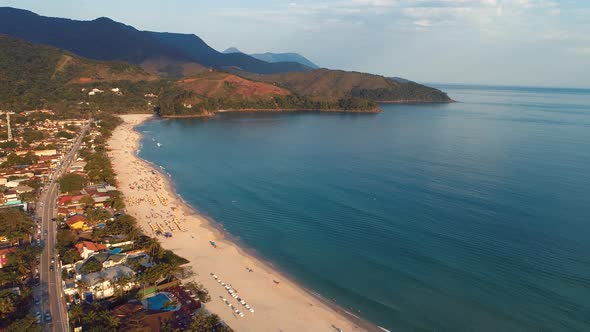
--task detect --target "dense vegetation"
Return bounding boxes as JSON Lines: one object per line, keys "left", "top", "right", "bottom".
{"left": 0, "top": 34, "right": 176, "bottom": 114}
{"left": 0, "top": 209, "right": 42, "bottom": 331}
{"left": 0, "top": 208, "right": 34, "bottom": 241}
{"left": 0, "top": 35, "right": 378, "bottom": 117}
{"left": 240, "top": 68, "right": 453, "bottom": 103}
{"left": 58, "top": 173, "right": 88, "bottom": 193}
{"left": 350, "top": 81, "right": 452, "bottom": 102}
{"left": 156, "top": 93, "right": 378, "bottom": 116}
{"left": 0, "top": 152, "right": 39, "bottom": 168}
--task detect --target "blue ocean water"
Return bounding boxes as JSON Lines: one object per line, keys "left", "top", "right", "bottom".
{"left": 137, "top": 85, "right": 590, "bottom": 331}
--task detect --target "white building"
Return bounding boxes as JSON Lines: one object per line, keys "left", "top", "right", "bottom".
{"left": 79, "top": 265, "right": 136, "bottom": 300}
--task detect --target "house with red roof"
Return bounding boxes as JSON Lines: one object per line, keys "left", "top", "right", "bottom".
{"left": 65, "top": 215, "right": 89, "bottom": 231}
{"left": 75, "top": 241, "right": 108, "bottom": 259}
{"left": 58, "top": 194, "right": 86, "bottom": 207}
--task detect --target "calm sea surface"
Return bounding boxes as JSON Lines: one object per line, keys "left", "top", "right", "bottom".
{"left": 137, "top": 85, "right": 590, "bottom": 331}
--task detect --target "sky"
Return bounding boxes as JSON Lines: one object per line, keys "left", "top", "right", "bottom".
{"left": 1, "top": 0, "right": 589, "bottom": 88}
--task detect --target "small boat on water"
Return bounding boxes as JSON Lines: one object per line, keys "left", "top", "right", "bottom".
{"left": 157, "top": 142, "right": 162, "bottom": 147}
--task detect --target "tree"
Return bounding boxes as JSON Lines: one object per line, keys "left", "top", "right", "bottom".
{"left": 80, "top": 196, "right": 95, "bottom": 210}
{"left": 188, "top": 312, "right": 232, "bottom": 332}
{"left": 69, "top": 304, "right": 83, "bottom": 326}
{"left": 76, "top": 280, "right": 90, "bottom": 294}
{"left": 22, "top": 128, "right": 44, "bottom": 144}
{"left": 108, "top": 190, "right": 125, "bottom": 210}
{"left": 86, "top": 208, "right": 110, "bottom": 223}
{"left": 79, "top": 303, "right": 120, "bottom": 331}
{"left": 106, "top": 214, "right": 137, "bottom": 237}
{"left": 6, "top": 245, "right": 42, "bottom": 280}
{"left": 58, "top": 173, "right": 87, "bottom": 193}
{"left": 0, "top": 208, "right": 35, "bottom": 240}
{"left": 0, "top": 290, "right": 17, "bottom": 320}
{"left": 56, "top": 229, "right": 77, "bottom": 257}
{"left": 80, "top": 259, "right": 102, "bottom": 275}
{"left": 185, "top": 281, "right": 211, "bottom": 303}
{"left": 6, "top": 314, "right": 42, "bottom": 332}
{"left": 0, "top": 141, "right": 17, "bottom": 149}
{"left": 56, "top": 131, "right": 74, "bottom": 139}
{"left": 1, "top": 152, "right": 39, "bottom": 168}
{"left": 62, "top": 248, "right": 82, "bottom": 265}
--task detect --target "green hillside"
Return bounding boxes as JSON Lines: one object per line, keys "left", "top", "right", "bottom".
{"left": 240, "top": 69, "right": 452, "bottom": 103}
{"left": 0, "top": 34, "right": 163, "bottom": 114}
{"left": 0, "top": 35, "right": 378, "bottom": 117}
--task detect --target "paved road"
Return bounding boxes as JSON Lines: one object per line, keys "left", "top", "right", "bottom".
{"left": 36, "top": 121, "right": 90, "bottom": 331}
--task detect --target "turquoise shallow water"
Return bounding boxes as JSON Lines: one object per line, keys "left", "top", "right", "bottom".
{"left": 138, "top": 85, "right": 590, "bottom": 331}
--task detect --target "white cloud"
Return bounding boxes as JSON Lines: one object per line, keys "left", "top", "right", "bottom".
{"left": 351, "top": 0, "right": 397, "bottom": 7}
{"left": 413, "top": 19, "right": 431, "bottom": 27}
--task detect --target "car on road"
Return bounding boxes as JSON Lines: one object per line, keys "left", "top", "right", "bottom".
{"left": 35, "top": 311, "right": 41, "bottom": 324}
{"left": 50, "top": 257, "right": 55, "bottom": 264}
{"left": 45, "top": 311, "right": 51, "bottom": 322}
{"left": 51, "top": 217, "right": 56, "bottom": 221}
{"left": 44, "top": 230, "right": 48, "bottom": 235}
{"left": 50, "top": 264, "right": 54, "bottom": 271}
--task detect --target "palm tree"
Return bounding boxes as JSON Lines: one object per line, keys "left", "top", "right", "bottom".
{"left": 82, "top": 308, "right": 98, "bottom": 327}
{"left": 113, "top": 274, "right": 133, "bottom": 299}
{"left": 76, "top": 279, "right": 90, "bottom": 296}
{"left": 96, "top": 276, "right": 108, "bottom": 298}
{"left": 147, "top": 237, "right": 162, "bottom": 262}
{"left": 70, "top": 304, "right": 83, "bottom": 326}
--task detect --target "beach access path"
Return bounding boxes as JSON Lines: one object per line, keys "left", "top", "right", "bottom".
{"left": 108, "top": 114, "right": 371, "bottom": 332}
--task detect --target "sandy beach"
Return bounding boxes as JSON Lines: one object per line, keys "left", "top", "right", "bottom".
{"left": 108, "top": 114, "right": 371, "bottom": 332}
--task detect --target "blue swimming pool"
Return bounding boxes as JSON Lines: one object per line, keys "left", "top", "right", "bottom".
{"left": 145, "top": 292, "right": 178, "bottom": 311}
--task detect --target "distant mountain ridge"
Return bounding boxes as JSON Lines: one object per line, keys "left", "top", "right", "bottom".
{"left": 0, "top": 7, "right": 452, "bottom": 108}
{"left": 223, "top": 47, "right": 320, "bottom": 69}
{"left": 0, "top": 7, "right": 311, "bottom": 75}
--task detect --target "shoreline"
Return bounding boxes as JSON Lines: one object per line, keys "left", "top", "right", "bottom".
{"left": 159, "top": 108, "right": 383, "bottom": 118}
{"left": 108, "top": 113, "right": 380, "bottom": 332}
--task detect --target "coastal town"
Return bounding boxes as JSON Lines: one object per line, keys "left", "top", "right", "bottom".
{"left": 0, "top": 106, "right": 369, "bottom": 332}
{"left": 0, "top": 110, "right": 230, "bottom": 331}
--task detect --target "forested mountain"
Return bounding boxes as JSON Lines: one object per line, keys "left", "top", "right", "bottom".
{"left": 0, "top": 35, "right": 378, "bottom": 116}
{"left": 0, "top": 34, "right": 161, "bottom": 113}
{"left": 0, "top": 7, "right": 312, "bottom": 76}
{"left": 224, "top": 47, "right": 320, "bottom": 69}
{"left": 239, "top": 69, "right": 452, "bottom": 103}
{"left": 0, "top": 7, "right": 452, "bottom": 114}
